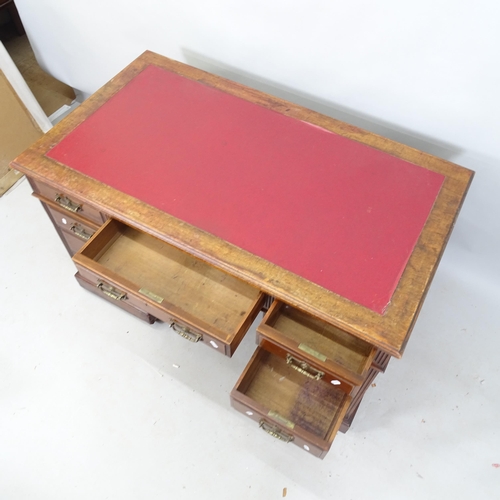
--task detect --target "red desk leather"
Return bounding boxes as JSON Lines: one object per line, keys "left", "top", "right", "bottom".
{"left": 47, "top": 65, "right": 444, "bottom": 314}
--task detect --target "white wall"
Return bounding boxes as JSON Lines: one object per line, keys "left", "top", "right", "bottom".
{"left": 14, "top": 0, "right": 500, "bottom": 283}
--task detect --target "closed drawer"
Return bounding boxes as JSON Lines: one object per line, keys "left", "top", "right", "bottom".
{"left": 40, "top": 195, "right": 100, "bottom": 238}
{"left": 36, "top": 196, "right": 100, "bottom": 256}
{"left": 231, "top": 347, "right": 351, "bottom": 458}
{"left": 73, "top": 219, "right": 265, "bottom": 356}
{"left": 257, "top": 301, "right": 376, "bottom": 386}
{"left": 75, "top": 272, "right": 156, "bottom": 324}
{"left": 30, "top": 178, "right": 107, "bottom": 225}
{"left": 60, "top": 228, "right": 97, "bottom": 256}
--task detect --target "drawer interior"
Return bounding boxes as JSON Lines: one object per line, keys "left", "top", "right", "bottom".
{"left": 260, "top": 302, "right": 375, "bottom": 377}
{"left": 78, "top": 220, "right": 262, "bottom": 338}
{"left": 238, "top": 348, "right": 349, "bottom": 441}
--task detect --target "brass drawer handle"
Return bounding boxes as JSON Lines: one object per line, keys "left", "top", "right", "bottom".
{"left": 54, "top": 194, "right": 82, "bottom": 213}
{"left": 170, "top": 322, "right": 202, "bottom": 343}
{"left": 97, "top": 281, "right": 127, "bottom": 301}
{"left": 286, "top": 354, "right": 324, "bottom": 380}
{"left": 259, "top": 420, "right": 294, "bottom": 443}
{"left": 70, "top": 223, "right": 92, "bottom": 241}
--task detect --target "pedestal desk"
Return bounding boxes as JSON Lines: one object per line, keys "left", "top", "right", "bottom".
{"left": 12, "top": 51, "right": 473, "bottom": 458}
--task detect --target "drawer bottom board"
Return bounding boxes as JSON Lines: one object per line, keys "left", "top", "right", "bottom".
{"left": 244, "top": 350, "right": 346, "bottom": 439}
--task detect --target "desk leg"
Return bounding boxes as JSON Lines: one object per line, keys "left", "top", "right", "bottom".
{"left": 340, "top": 350, "right": 391, "bottom": 433}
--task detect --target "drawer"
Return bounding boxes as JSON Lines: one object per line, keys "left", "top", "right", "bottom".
{"left": 59, "top": 228, "right": 98, "bottom": 256}
{"left": 30, "top": 178, "right": 107, "bottom": 225}
{"left": 258, "top": 338, "right": 354, "bottom": 395}
{"left": 41, "top": 196, "right": 100, "bottom": 237}
{"left": 74, "top": 272, "right": 157, "bottom": 324}
{"left": 257, "top": 301, "right": 376, "bottom": 386}
{"left": 37, "top": 196, "right": 100, "bottom": 256}
{"left": 231, "top": 347, "right": 351, "bottom": 458}
{"left": 72, "top": 219, "right": 265, "bottom": 356}
{"left": 39, "top": 195, "right": 100, "bottom": 243}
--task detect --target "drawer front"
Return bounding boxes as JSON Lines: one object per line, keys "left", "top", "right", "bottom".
{"left": 231, "top": 347, "right": 351, "bottom": 458}
{"left": 43, "top": 199, "right": 100, "bottom": 237}
{"left": 60, "top": 229, "right": 94, "bottom": 256}
{"left": 230, "top": 397, "right": 327, "bottom": 458}
{"left": 74, "top": 264, "right": 160, "bottom": 312}
{"left": 166, "top": 315, "right": 228, "bottom": 354}
{"left": 75, "top": 264, "right": 240, "bottom": 355}
{"left": 38, "top": 198, "right": 100, "bottom": 256}
{"left": 257, "top": 301, "right": 376, "bottom": 386}
{"left": 31, "top": 178, "right": 107, "bottom": 225}
{"left": 258, "top": 338, "right": 354, "bottom": 395}
{"left": 75, "top": 272, "right": 156, "bottom": 324}
{"left": 72, "top": 219, "right": 264, "bottom": 357}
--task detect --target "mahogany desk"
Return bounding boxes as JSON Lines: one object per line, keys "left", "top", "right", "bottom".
{"left": 12, "top": 51, "right": 473, "bottom": 458}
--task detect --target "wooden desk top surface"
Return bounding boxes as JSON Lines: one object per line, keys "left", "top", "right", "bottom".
{"left": 12, "top": 51, "right": 473, "bottom": 356}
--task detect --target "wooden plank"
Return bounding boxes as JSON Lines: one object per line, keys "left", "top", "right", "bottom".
{"left": 0, "top": 167, "right": 23, "bottom": 196}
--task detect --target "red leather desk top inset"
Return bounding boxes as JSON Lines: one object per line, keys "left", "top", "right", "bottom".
{"left": 47, "top": 65, "right": 444, "bottom": 314}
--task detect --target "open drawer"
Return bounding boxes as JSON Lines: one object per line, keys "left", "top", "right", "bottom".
{"left": 257, "top": 301, "right": 376, "bottom": 386}
{"left": 72, "top": 219, "right": 265, "bottom": 356}
{"left": 231, "top": 347, "right": 351, "bottom": 458}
